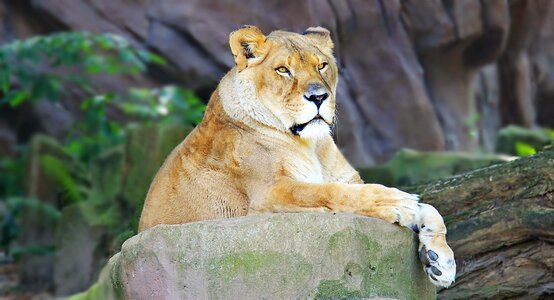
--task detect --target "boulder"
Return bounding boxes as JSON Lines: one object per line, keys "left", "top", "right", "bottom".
{"left": 72, "top": 213, "right": 436, "bottom": 300}
{"left": 54, "top": 205, "right": 105, "bottom": 296}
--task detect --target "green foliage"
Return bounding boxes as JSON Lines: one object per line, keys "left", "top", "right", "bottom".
{"left": 514, "top": 129, "right": 554, "bottom": 156}
{"left": 464, "top": 112, "right": 481, "bottom": 140}
{"left": 0, "top": 32, "right": 164, "bottom": 106}
{"left": 0, "top": 32, "right": 151, "bottom": 106}
{"left": 39, "top": 154, "right": 85, "bottom": 205}
{"left": 1, "top": 197, "right": 60, "bottom": 250}
{"left": 80, "top": 189, "right": 122, "bottom": 230}
{"left": 0, "top": 151, "right": 26, "bottom": 197}
{"left": 0, "top": 31, "right": 204, "bottom": 162}
{"left": 0, "top": 32, "right": 205, "bottom": 255}
{"left": 122, "top": 86, "right": 205, "bottom": 125}
{"left": 496, "top": 125, "right": 554, "bottom": 156}
{"left": 0, "top": 153, "right": 27, "bottom": 250}
{"left": 511, "top": 128, "right": 554, "bottom": 156}
{"left": 65, "top": 86, "right": 205, "bottom": 161}
{"left": 515, "top": 142, "right": 537, "bottom": 157}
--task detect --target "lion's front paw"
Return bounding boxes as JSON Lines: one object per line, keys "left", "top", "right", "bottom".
{"left": 418, "top": 237, "right": 456, "bottom": 287}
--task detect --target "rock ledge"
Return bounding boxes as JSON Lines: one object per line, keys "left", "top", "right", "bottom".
{"left": 72, "top": 213, "right": 435, "bottom": 300}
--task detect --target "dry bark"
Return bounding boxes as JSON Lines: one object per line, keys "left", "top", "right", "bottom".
{"left": 409, "top": 147, "right": 554, "bottom": 299}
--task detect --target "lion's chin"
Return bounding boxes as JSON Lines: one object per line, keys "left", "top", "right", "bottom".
{"left": 294, "top": 118, "right": 331, "bottom": 140}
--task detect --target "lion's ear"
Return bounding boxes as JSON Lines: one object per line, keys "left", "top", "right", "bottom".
{"left": 303, "top": 26, "right": 334, "bottom": 50}
{"left": 229, "top": 25, "right": 268, "bottom": 71}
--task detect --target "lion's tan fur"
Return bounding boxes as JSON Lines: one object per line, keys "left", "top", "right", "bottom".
{"left": 138, "top": 26, "right": 456, "bottom": 287}
{"left": 139, "top": 26, "right": 349, "bottom": 229}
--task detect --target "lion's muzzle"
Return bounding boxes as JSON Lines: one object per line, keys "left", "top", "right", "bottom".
{"left": 303, "top": 83, "right": 329, "bottom": 109}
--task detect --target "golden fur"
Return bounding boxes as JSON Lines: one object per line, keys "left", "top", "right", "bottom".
{"left": 138, "top": 26, "right": 456, "bottom": 287}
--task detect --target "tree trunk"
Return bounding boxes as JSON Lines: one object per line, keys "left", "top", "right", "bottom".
{"left": 409, "top": 147, "right": 554, "bottom": 299}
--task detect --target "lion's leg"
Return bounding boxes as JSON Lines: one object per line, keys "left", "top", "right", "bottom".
{"left": 257, "top": 178, "right": 455, "bottom": 287}
{"left": 415, "top": 204, "right": 456, "bottom": 286}
{"left": 247, "top": 206, "right": 329, "bottom": 215}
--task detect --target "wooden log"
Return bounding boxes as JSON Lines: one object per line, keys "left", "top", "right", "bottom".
{"left": 408, "top": 147, "right": 554, "bottom": 299}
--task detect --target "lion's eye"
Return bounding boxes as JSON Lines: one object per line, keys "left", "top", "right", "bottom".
{"left": 318, "top": 62, "right": 328, "bottom": 71}
{"left": 275, "top": 66, "right": 290, "bottom": 74}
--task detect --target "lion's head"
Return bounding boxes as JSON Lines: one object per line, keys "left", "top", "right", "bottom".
{"left": 219, "top": 25, "right": 338, "bottom": 140}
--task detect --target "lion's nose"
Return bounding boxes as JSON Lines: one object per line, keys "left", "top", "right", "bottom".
{"left": 304, "top": 84, "right": 329, "bottom": 108}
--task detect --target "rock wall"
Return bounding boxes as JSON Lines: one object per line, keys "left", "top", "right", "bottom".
{"left": 1, "top": 0, "right": 553, "bottom": 165}
{"left": 70, "top": 213, "right": 436, "bottom": 300}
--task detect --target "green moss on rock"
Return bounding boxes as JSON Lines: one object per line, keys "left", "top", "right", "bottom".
{"left": 319, "top": 227, "right": 433, "bottom": 300}
{"left": 207, "top": 250, "right": 313, "bottom": 298}
{"left": 77, "top": 213, "right": 437, "bottom": 299}
{"left": 68, "top": 283, "right": 102, "bottom": 300}
{"left": 314, "top": 279, "right": 365, "bottom": 299}
{"left": 210, "top": 251, "right": 312, "bottom": 282}
{"left": 68, "top": 254, "right": 123, "bottom": 300}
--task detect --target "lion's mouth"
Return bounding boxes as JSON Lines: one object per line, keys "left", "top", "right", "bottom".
{"left": 290, "top": 115, "right": 326, "bottom": 135}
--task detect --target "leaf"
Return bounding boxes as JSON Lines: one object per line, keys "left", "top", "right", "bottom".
{"left": 515, "top": 142, "right": 536, "bottom": 157}
{"left": 149, "top": 53, "right": 167, "bottom": 65}
{"left": 32, "top": 76, "right": 61, "bottom": 102}
{"left": 84, "top": 55, "right": 107, "bottom": 74}
{"left": 138, "top": 50, "right": 167, "bottom": 65}
{"left": 64, "top": 140, "right": 83, "bottom": 157}
{"left": 39, "top": 155, "right": 82, "bottom": 204}
{"left": 0, "top": 69, "right": 10, "bottom": 93}
{"left": 2, "top": 90, "right": 27, "bottom": 107}
{"left": 129, "top": 87, "right": 152, "bottom": 100}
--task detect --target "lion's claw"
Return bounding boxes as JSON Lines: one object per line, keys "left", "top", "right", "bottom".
{"left": 429, "top": 266, "right": 442, "bottom": 276}
{"left": 418, "top": 242, "right": 456, "bottom": 287}
{"left": 427, "top": 249, "right": 438, "bottom": 261}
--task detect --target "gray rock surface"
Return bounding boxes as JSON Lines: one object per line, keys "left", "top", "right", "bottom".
{"left": 54, "top": 205, "right": 104, "bottom": 296}
{"left": 73, "top": 213, "right": 436, "bottom": 300}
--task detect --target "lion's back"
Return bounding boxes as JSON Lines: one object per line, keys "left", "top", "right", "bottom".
{"left": 138, "top": 100, "right": 250, "bottom": 231}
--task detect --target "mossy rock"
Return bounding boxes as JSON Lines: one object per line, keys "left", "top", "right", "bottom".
{"left": 359, "top": 148, "right": 510, "bottom": 187}
{"left": 74, "top": 213, "right": 436, "bottom": 299}
{"left": 68, "top": 253, "right": 123, "bottom": 300}
{"left": 495, "top": 125, "right": 552, "bottom": 155}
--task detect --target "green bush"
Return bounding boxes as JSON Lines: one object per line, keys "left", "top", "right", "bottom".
{"left": 0, "top": 31, "right": 205, "bottom": 161}
{"left": 0, "top": 32, "right": 205, "bottom": 255}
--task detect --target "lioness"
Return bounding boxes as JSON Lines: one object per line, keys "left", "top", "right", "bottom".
{"left": 139, "top": 25, "right": 455, "bottom": 287}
